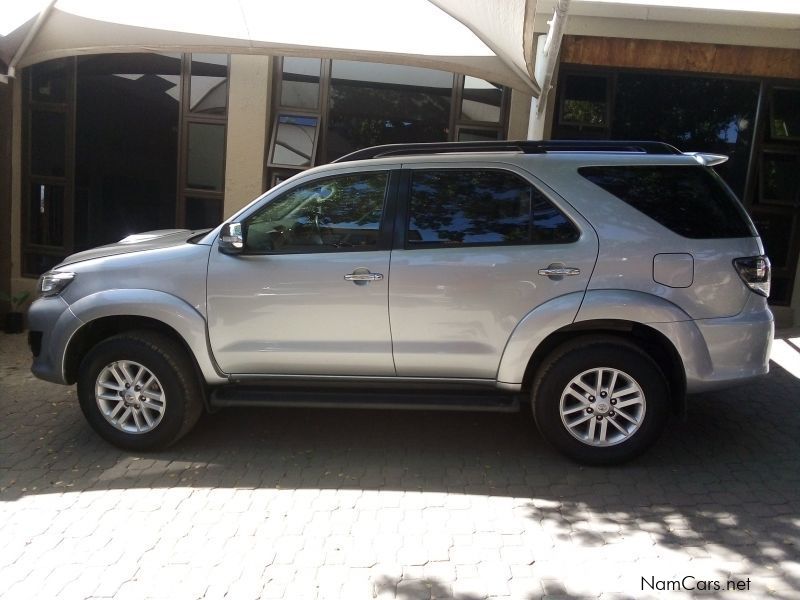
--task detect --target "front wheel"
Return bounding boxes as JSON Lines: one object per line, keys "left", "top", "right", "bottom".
{"left": 532, "top": 337, "right": 670, "bottom": 465}
{"left": 77, "top": 331, "right": 203, "bottom": 451}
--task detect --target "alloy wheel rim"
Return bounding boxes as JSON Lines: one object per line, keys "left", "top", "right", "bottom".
{"left": 559, "top": 367, "right": 646, "bottom": 447}
{"left": 95, "top": 360, "right": 166, "bottom": 434}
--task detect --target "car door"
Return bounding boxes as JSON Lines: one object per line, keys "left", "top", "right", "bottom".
{"left": 207, "top": 168, "right": 397, "bottom": 376}
{"left": 389, "top": 163, "right": 599, "bottom": 379}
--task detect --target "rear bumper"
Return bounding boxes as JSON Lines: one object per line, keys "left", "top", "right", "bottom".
{"left": 651, "top": 293, "right": 774, "bottom": 394}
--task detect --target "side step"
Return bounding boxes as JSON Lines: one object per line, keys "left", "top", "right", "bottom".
{"left": 210, "top": 386, "right": 522, "bottom": 413}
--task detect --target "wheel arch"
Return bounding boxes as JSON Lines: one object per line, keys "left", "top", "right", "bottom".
{"left": 64, "top": 290, "right": 227, "bottom": 386}
{"left": 521, "top": 320, "right": 687, "bottom": 415}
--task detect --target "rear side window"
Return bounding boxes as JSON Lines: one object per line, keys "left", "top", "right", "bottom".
{"left": 579, "top": 165, "right": 756, "bottom": 238}
{"left": 407, "top": 170, "right": 579, "bottom": 247}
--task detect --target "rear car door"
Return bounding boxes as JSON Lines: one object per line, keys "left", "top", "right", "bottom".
{"left": 207, "top": 168, "right": 397, "bottom": 376}
{"left": 388, "top": 163, "right": 599, "bottom": 379}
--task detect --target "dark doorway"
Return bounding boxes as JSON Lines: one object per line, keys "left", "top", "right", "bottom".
{"left": 74, "top": 54, "right": 181, "bottom": 250}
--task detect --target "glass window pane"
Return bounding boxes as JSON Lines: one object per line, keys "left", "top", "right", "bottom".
{"left": 408, "top": 170, "right": 532, "bottom": 246}
{"left": 271, "top": 115, "right": 319, "bottom": 167}
{"left": 185, "top": 196, "right": 223, "bottom": 230}
{"left": 30, "top": 110, "right": 66, "bottom": 177}
{"left": 771, "top": 88, "right": 800, "bottom": 140}
{"left": 531, "top": 190, "right": 580, "bottom": 244}
{"left": 327, "top": 60, "right": 452, "bottom": 160}
{"left": 31, "top": 59, "right": 69, "bottom": 103}
{"left": 457, "top": 127, "right": 500, "bottom": 142}
{"left": 245, "top": 173, "right": 387, "bottom": 252}
{"left": 760, "top": 152, "right": 800, "bottom": 205}
{"left": 611, "top": 73, "right": 759, "bottom": 198}
{"left": 187, "top": 123, "right": 226, "bottom": 192}
{"left": 190, "top": 54, "right": 228, "bottom": 114}
{"left": 579, "top": 166, "right": 755, "bottom": 239}
{"left": 281, "top": 58, "right": 321, "bottom": 109}
{"left": 461, "top": 76, "right": 502, "bottom": 123}
{"left": 28, "top": 183, "right": 64, "bottom": 246}
{"left": 560, "top": 75, "right": 607, "bottom": 127}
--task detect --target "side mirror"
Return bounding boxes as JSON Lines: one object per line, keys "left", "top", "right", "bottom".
{"left": 218, "top": 222, "right": 244, "bottom": 254}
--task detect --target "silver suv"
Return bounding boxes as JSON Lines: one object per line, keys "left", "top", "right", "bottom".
{"left": 28, "top": 141, "right": 774, "bottom": 464}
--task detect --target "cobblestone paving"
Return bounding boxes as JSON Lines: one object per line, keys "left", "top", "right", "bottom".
{"left": 1, "top": 332, "right": 798, "bottom": 599}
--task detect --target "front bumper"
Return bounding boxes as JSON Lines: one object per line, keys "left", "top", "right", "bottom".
{"left": 27, "top": 296, "right": 83, "bottom": 385}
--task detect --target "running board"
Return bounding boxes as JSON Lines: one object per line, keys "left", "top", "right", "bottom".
{"left": 210, "top": 386, "right": 522, "bottom": 413}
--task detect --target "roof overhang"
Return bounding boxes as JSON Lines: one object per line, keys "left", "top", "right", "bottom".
{"left": 0, "top": 0, "right": 542, "bottom": 94}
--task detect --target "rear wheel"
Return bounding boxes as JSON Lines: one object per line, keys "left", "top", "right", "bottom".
{"left": 77, "top": 331, "right": 203, "bottom": 450}
{"left": 532, "top": 337, "right": 669, "bottom": 465}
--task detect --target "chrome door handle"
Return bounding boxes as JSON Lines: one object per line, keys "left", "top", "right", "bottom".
{"left": 344, "top": 272, "right": 384, "bottom": 282}
{"left": 538, "top": 267, "right": 581, "bottom": 277}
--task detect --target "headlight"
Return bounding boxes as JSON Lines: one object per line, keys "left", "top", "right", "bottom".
{"left": 38, "top": 271, "right": 75, "bottom": 297}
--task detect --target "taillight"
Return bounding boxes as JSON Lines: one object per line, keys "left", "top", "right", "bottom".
{"left": 733, "top": 256, "right": 770, "bottom": 297}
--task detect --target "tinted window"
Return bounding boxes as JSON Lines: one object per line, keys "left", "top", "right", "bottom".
{"left": 245, "top": 173, "right": 387, "bottom": 253}
{"left": 326, "top": 61, "right": 452, "bottom": 160}
{"left": 579, "top": 165, "right": 756, "bottom": 238}
{"left": 407, "top": 170, "right": 578, "bottom": 246}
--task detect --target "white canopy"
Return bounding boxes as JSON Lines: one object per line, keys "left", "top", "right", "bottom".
{"left": 0, "top": 0, "right": 541, "bottom": 93}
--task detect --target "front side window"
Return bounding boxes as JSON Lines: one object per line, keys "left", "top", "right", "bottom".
{"left": 244, "top": 172, "right": 388, "bottom": 253}
{"left": 406, "top": 170, "right": 578, "bottom": 247}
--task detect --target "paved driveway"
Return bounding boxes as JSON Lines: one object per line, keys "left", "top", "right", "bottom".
{"left": 1, "top": 332, "right": 798, "bottom": 599}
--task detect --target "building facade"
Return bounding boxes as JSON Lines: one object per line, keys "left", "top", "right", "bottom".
{"left": 2, "top": 29, "right": 800, "bottom": 326}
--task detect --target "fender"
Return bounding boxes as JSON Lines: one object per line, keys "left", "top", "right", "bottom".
{"left": 496, "top": 289, "right": 715, "bottom": 389}
{"left": 577, "top": 289, "right": 714, "bottom": 390}
{"left": 66, "top": 289, "right": 228, "bottom": 385}
{"left": 496, "top": 291, "right": 585, "bottom": 385}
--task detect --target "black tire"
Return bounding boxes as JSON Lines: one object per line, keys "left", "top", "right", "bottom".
{"left": 531, "top": 336, "right": 670, "bottom": 465}
{"left": 77, "top": 330, "right": 204, "bottom": 451}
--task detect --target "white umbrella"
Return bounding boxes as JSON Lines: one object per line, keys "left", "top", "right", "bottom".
{"left": 0, "top": 0, "right": 541, "bottom": 93}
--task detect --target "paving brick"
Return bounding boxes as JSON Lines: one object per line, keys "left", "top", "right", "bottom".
{"left": 1, "top": 332, "right": 799, "bottom": 600}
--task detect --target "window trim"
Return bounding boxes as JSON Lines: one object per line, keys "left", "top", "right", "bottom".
{"left": 396, "top": 167, "right": 581, "bottom": 251}
{"left": 239, "top": 169, "right": 399, "bottom": 256}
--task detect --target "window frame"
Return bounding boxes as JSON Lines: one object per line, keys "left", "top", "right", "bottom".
{"left": 267, "top": 112, "right": 322, "bottom": 169}
{"left": 179, "top": 53, "right": 230, "bottom": 230}
{"left": 557, "top": 72, "right": 611, "bottom": 130}
{"left": 240, "top": 169, "right": 400, "bottom": 256}
{"left": 265, "top": 59, "right": 512, "bottom": 189}
{"left": 394, "top": 167, "right": 581, "bottom": 251}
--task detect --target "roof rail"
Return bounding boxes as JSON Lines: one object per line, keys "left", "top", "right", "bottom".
{"left": 332, "top": 140, "right": 683, "bottom": 163}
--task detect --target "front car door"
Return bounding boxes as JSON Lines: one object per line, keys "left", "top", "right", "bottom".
{"left": 207, "top": 167, "right": 397, "bottom": 376}
{"left": 389, "top": 162, "right": 599, "bottom": 379}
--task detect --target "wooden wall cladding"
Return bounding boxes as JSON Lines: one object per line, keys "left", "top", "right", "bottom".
{"left": 561, "top": 36, "right": 800, "bottom": 80}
